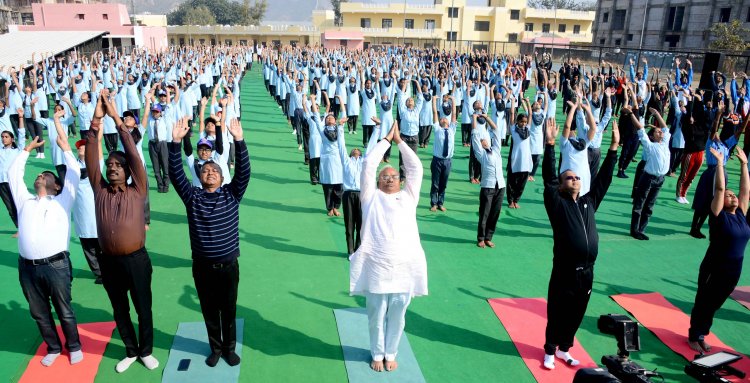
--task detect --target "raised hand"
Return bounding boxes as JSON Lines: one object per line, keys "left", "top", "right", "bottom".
{"left": 736, "top": 148, "right": 748, "bottom": 165}
{"left": 227, "top": 118, "right": 243, "bottom": 140}
{"left": 172, "top": 117, "right": 190, "bottom": 142}
{"left": 25, "top": 136, "right": 44, "bottom": 153}
{"left": 610, "top": 121, "right": 620, "bottom": 150}
{"left": 545, "top": 118, "right": 558, "bottom": 145}
{"left": 709, "top": 147, "right": 722, "bottom": 163}
{"left": 53, "top": 109, "right": 66, "bottom": 120}
{"left": 94, "top": 92, "right": 105, "bottom": 119}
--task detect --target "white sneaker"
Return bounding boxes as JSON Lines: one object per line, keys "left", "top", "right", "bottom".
{"left": 115, "top": 356, "right": 137, "bottom": 373}
{"left": 140, "top": 354, "right": 159, "bottom": 370}
{"left": 291, "top": 130, "right": 297, "bottom": 135}
{"left": 298, "top": 144, "right": 303, "bottom": 150}
{"left": 555, "top": 350, "right": 580, "bottom": 366}
{"left": 683, "top": 197, "right": 690, "bottom": 204}
{"left": 40, "top": 153, "right": 45, "bottom": 159}
{"left": 543, "top": 354, "right": 555, "bottom": 370}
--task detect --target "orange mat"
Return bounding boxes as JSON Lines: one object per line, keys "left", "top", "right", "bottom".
{"left": 488, "top": 297, "right": 597, "bottom": 383}
{"left": 19, "top": 321, "right": 116, "bottom": 383}
{"left": 730, "top": 286, "right": 750, "bottom": 311}
{"left": 611, "top": 292, "right": 750, "bottom": 382}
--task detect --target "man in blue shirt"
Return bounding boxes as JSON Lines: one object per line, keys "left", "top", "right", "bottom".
{"left": 630, "top": 108, "right": 669, "bottom": 240}
{"left": 168, "top": 117, "right": 251, "bottom": 367}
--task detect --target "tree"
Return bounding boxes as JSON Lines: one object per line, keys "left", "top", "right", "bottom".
{"left": 183, "top": 6, "right": 216, "bottom": 26}
{"left": 167, "top": 0, "right": 247, "bottom": 25}
{"left": 527, "top": 0, "right": 596, "bottom": 11}
{"left": 330, "top": 0, "right": 348, "bottom": 25}
{"left": 709, "top": 20, "right": 750, "bottom": 52}
{"left": 246, "top": 0, "right": 267, "bottom": 25}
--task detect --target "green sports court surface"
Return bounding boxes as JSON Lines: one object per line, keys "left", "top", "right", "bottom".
{"left": 0, "top": 66, "right": 748, "bottom": 382}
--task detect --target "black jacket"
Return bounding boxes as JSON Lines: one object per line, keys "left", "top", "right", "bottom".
{"left": 543, "top": 144, "right": 617, "bottom": 269}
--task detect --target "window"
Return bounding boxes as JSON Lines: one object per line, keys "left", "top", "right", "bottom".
{"left": 627, "top": 33, "right": 634, "bottom": 41}
{"left": 508, "top": 33, "right": 518, "bottom": 42}
{"left": 179, "top": 38, "right": 185, "bottom": 45}
{"left": 272, "top": 40, "right": 280, "bottom": 47}
{"left": 542, "top": 23, "right": 550, "bottom": 33}
{"left": 558, "top": 24, "right": 566, "bottom": 33}
{"left": 404, "top": 19, "right": 414, "bottom": 29}
{"left": 340, "top": 40, "right": 347, "bottom": 46}
{"left": 573, "top": 25, "right": 581, "bottom": 34}
{"left": 510, "top": 10, "right": 520, "bottom": 20}
{"left": 524, "top": 23, "right": 534, "bottom": 31}
{"left": 170, "top": 38, "right": 175, "bottom": 45}
{"left": 102, "top": 14, "right": 108, "bottom": 20}
{"left": 719, "top": 7, "right": 731, "bottom": 23}
{"left": 474, "top": 21, "right": 490, "bottom": 31}
{"left": 360, "top": 18, "right": 370, "bottom": 28}
{"left": 210, "top": 38, "right": 216, "bottom": 45}
{"left": 239, "top": 39, "right": 248, "bottom": 46}
{"left": 290, "top": 40, "right": 297, "bottom": 47}
{"left": 599, "top": 38, "right": 606, "bottom": 45}
{"left": 425, "top": 19, "right": 435, "bottom": 29}
{"left": 75, "top": 13, "right": 84, "bottom": 20}
{"left": 448, "top": 7, "right": 459, "bottom": 18}
{"left": 473, "top": 44, "right": 488, "bottom": 52}
{"left": 199, "top": 39, "right": 205, "bottom": 45}
{"left": 667, "top": 6, "right": 685, "bottom": 31}
{"left": 446, "top": 31, "right": 457, "bottom": 41}
{"left": 602, "top": 12, "right": 609, "bottom": 23}
{"left": 225, "top": 39, "right": 232, "bottom": 46}
{"left": 612, "top": 9, "right": 627, "bottom": 30}
{"left": 665, "top": 35, "right": 680, "bottom": 48}
{"left": 615, "top": 38, "right": 621, "bottom": 46}
{"left": 382, "top": 18, "right": 392, "bottom": 28}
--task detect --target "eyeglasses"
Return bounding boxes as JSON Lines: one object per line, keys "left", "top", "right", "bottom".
{"left": 379, "top": 175, "right": 399, "bottom": 181}
{"left": 197, "top": 147, "right": 212, "bottom": 152}
{"left": 565, "top": 176, "right": 581, "bottom": 181}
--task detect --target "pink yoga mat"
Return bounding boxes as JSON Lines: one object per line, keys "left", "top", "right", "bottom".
{"left": 488, "top": 297, "right": 597, "bottom": 383}
{"left": 612, "top": 292, "right": 750, "bottom": 382}
{"left": 19, "top": 321, "right": 116, "bottom": 383}
{"left": 731, "top": 286, "right": 750, "bottom": 311}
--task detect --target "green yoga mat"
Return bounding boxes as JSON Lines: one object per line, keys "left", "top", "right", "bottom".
{"left": 333, "top": 308, "right": 426, "bottom": 383}
{"left": 162, "top": 319, "right": 244, "bottom": 383}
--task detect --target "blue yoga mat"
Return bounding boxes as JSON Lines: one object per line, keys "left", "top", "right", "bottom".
{"left": 162, "top": 319, "right": 244, "bottom": 383}
{"left": 333, "top": 308, "right": 426, "bottom": 383}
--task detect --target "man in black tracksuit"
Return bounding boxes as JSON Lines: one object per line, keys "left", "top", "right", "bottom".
{"left": 541, "top": 119, "right": 620, "bottom": 370}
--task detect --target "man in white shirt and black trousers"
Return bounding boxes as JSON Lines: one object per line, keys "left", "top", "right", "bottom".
{"left": 9, "top": 115, "right": 83, "bottom": 367}
{"left": 630, "top": 107, "right": 670, "bottom": 240}
{"left": 168, "top": 117, "right": 251, "bottom": 367}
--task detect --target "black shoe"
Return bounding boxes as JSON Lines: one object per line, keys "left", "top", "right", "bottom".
{"left": 94, "top": 277, "right": 103, "bottom": 284}
{"left": 617, "top": 171, "right": 628, "bottom": 178}
{"left": 223, "top": 351, "right": 241, "bottom": 366}
{"left": 690, "top": 230, "right": 706, "bottom": 239}
{"left": 206, "top": 351, "right": 222, "bottom": 367}
{"left": 631, "top": 232, "right": 649, "bottom": 240}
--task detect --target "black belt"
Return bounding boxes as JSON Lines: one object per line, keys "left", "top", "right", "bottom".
{"left": 22, "top": 251, "right": 68, "bottom": 266}
{"left": 194, "top": 257, "right": 237, "bottom": 269}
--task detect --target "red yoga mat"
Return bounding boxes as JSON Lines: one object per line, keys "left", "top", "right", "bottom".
{"left": 19, "top": 321, "right": 116, "bottom": 383}
{"left": 730, "top": 286, "right": 750, "bottom": 311}
{"left": 611, "top": 292, "right": 750, "bottom": 381}
{"left": 488, "top": 297, "right": 597, "bottom": 383}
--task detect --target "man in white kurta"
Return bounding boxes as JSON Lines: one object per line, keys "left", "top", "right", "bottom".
{"left": 349, "top": 124, "right": 428, "bottom": 372}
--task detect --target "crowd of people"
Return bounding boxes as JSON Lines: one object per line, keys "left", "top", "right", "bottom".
{"left": 0, "top": 41, "right": 748, "bottom": 375}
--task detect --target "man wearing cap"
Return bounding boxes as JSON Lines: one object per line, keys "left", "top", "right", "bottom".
{"left": 9, "top": 115, "right": 83, "bottom": 367}
{"left": 85, "top": 92, "right": 158, "bottom": 373}
{"left": 73, "top": 133, "right": 103, "bottom": 283}
{"left": 143, "top": 89, "right": 171, "bottom": 193}
{"left": 183, "top": 135, "right": 231, "bottom": 188}
{"left": 169, "top": 117, "right": 251, "bottom": 367}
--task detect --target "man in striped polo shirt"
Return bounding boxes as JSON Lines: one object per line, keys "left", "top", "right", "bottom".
{"left": 168, "top": 117, "right": 251, "bottom": 367}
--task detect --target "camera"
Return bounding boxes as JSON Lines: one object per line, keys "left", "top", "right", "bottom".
{"left": 684, "top": 351, "right": 746, "bottom": 382}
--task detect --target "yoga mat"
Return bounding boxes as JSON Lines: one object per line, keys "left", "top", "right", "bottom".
{"left": 612, "top": 292, "right": 750, "bottom": 380}
{"left": 333, "top": 308, "right": 426, "bottom": 383}
{"left": 19, "top": 321, "right": 116, "bottom": 383}
{"left": 487, "top": 297, "right": 597, "bottom": 383}
{"left": 161, "top": 319, "right": 244, "bottom": 383}
{"left": 730, "top": 286, "right": 750, "bottom": 311}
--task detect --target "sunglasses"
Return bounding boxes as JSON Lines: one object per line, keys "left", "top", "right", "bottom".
{"left": 565, "top": 176, "right": 581, "bottom": 181}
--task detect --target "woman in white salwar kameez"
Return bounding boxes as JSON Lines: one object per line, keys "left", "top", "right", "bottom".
{"left": 349, "top": 122, "right": 427, "bottom": 373}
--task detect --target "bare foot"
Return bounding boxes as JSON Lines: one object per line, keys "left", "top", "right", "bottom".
{"left": 333, "top": 208, "right": 341, "bottom": 217}
{"left": 688, "top": 340, "right": 702, "bottom": 352}
{"left": 477, "top": 241, "right": 486, "bottom": 248}
{"left": 385, "top": 360, "right": 398, "bottom": 371}
{"left": 327, "top": 210, "right": 334, "bottom": 217}
{"left": 370, "top": 359, "right": 384, "bottom": 372}
{"left": 485, "top": 240, "right": 495, "bottom": 248}
{"left": 430, "top": 206, "right": 437, "bottom": 212}
{"left": 438, "top": 206, "right": 446, "bottom": 212}
{"left": 528, "top": 175, "right": 535, "bottom": 182}
{"left": 12, "top": 232, "right": 18, "bottom": 238}
{"left": 144, "top": 224, "right": 150, "bottom": 231}
{"left": 688, "top": 340, "right": 712, "bottom": 352}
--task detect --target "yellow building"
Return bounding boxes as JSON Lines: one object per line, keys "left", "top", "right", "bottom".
{"left": 167, "top": 0, "right": 595, "bottom": 53}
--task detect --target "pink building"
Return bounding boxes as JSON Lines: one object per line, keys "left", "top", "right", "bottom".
{"left": 10, "top": 3, "right": 167, "bottom": 51}
{"left": 321, "top": 31, "right": 364, "bottom": 51}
